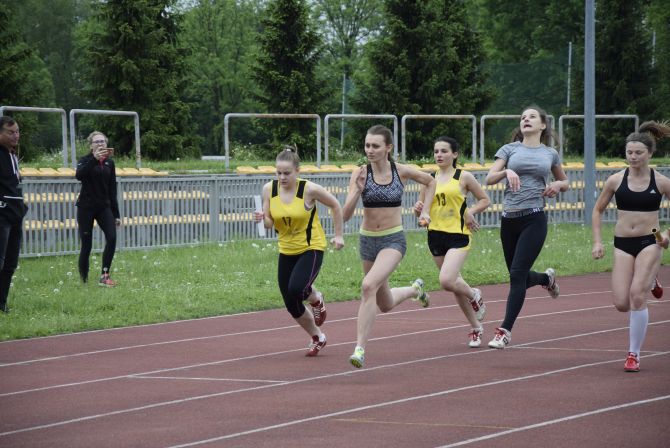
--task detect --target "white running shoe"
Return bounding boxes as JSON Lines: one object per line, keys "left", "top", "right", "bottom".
{"left": 468, "top": 327, "right": 483, "bottom": 348}
{"left": 470, "top": 288, "right": 486, "bottom": 321}
{"left": 488, "top": 327, "right": 511, "bottom": 349}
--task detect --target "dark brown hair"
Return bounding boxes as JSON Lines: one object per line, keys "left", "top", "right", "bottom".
{"left": 626, "top": 121, "right": 670, "bottom": 155}
{"left": 435, "top": 136, "right": 459, "bottom": 168}
{"left": 509, "top": 104, "right": 559, "bottom": 147}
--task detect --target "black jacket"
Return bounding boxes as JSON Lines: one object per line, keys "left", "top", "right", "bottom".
{"left": 0, "top": 144, "right": 28, "bottom": 224}
{"left": 75, "top": 153, "right": 120, "bottom": 219}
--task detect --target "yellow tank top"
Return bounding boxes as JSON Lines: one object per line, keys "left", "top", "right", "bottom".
{"left": 270, "top": 179, "right": 327, "bottom": 255}
{"left": 428, "top": 169, "right": 471, "bottom": 235}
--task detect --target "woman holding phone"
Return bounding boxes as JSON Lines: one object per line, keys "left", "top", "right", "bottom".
{"left": 76, "top": 131, "right": 121, "bottom": 287}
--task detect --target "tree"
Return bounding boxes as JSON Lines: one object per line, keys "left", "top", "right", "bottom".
{"left": 648, "top": 0, "right": 670, "bottom": 155}
{"left": 0, "top": 7, "right": 56, "bottom": 161}
{"left": 179, "top": 0, "right": 263, "bottom": 155}
{"left": 254, "top": 0, "right": 324, "bottom": 157}
{"left": 76, "top": 0, "right": 196, "bottom": 160}
{"left": 12, "top": 0, "right": 93, "bottom": 112}
{"left": 569, "top": 0, "right": 657, "bottom": 157}
{"left": 351, "top": 0, "right": 493, "bottom": 159}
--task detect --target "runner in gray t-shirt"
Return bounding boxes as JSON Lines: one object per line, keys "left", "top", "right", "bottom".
{"left": 485, "top": 105, "right": 569, "bottom": 349}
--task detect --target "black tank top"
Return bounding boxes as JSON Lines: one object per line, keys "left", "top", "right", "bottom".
{"left": 614, "top": 168, "right": 662, "bottom": 212}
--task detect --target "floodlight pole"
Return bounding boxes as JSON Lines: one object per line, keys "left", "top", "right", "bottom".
{"left": 584, "top": 0, "right": 596, "bottom": 225}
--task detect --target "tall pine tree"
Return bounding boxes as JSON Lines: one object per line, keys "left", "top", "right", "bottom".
{"left": 254, "top": 0, "right": 324, "bottom": 158}
{"left": 78, "top": 0, "right": 195, "bottom": 160}
{"left": 351, "top": 0, "right": 493, "bottom": 159}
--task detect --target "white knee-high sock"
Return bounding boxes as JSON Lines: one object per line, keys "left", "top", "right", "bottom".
{"left": 629, "top": 309, "right": 649, "bottom": 356}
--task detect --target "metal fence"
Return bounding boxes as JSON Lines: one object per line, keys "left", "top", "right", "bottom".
{"left": 19, "top": 168, "right": 670, "bottom": 257}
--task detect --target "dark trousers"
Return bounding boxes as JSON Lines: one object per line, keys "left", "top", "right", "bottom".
{"left": 500, "top": 212, "right": 550, "bottom": 331}
{"left": 277, "top": 250, "right": 324, "bottom": 319}
{"left": 77, "top": 206, "right": 117, "bottom": 281}
{"left": 0, "top": 217, "right": 22, "bottom": 310}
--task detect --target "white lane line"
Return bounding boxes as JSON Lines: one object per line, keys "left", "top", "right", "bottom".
{"left": 435, "top": 395, "right": 670, "bottom": 448}
{"left": 1, "top": 337, "right": 668, "bottom": 439}
{"left": 0, "top": 305, "right": 627, "bottom": 397}
{"left": 0, "top": 290, "right": 615, "bottom": 366}
{"left": 129, "top": 376, "right": 287, "bottom": 384}
{"left": 162, "top": 352, "right": 670, "bottom": 448}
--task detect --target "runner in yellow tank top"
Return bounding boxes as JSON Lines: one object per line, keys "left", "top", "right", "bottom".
{"left": 270, "top": 178, "right": 327, "bottom": 255}
{"left": 414, "top": 136, "right": 490, "bottom": 348}
{"left": 254, "top": 148, "right": 344, "bottom": 357}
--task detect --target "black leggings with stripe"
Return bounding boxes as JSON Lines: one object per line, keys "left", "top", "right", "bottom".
{"left": 500, "top": 211, "right": 551, "bottom": 331}
{"left": 277, "top": 250, "right": 323, "bottom": 318}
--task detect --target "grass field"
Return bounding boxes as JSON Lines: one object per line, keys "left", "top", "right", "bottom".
{"left": 1, "top": 222, "right": 668, "bottom": 341}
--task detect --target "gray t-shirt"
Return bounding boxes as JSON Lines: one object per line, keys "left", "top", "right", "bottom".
{"left": 494, "top": 142, "right": 560, "bottom": 210}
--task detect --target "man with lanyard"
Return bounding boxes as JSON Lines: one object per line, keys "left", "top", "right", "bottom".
{"left": 0, "top": 116, "right": 28, "bottom": 313}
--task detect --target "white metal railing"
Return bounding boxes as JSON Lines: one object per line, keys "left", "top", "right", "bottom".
{"left": 223, "top": 113, "right": 321, "bottom": 169}
{"left": 558, "top": 114, "right": 639, "bottom": 159}
{"left": 324, "top": 114, "right": 399, "bottom": 162}
{"left": 0, "top": 105, "right": 69, "bottom": 166}
{"left": 69, "top": 109, "right": 141, "bottom": 168}
{"left": 401, "top": 115, "right": 477, "bottom": 162}
{"left": 19, "top": 167, "right": 670, "bottom": 258}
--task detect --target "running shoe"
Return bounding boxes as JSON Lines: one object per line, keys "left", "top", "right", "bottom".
{"left": 98, "top": 273, "right": 117, "bottom": 288}
{"left": 470, "top": 288, "right": 487, "bottom": 321}
{"left": 544, "top": 268, "right": 560, "bottom": 298}
{"left": 651, "top": 277, "right": 663, "bottom": 299}
{"left": 624, "top": 352, "right": 640, "bottom": 372}
{"left": 349, "top": 346, "right": 365, "bottom": 368}
{"left": 411, "top": 278, "right": 430, "bottom": 308}
{"left": 306, "top": 334, "right": 327, "bottom": 357}
{"left": 488, "top": 327, "right": 511, "bottom": 349}
{"left": 311, "top": 292, "right": 327, "bottom": 326}
{"left": 468, "top": 327, "right": 483, "bottom": 348}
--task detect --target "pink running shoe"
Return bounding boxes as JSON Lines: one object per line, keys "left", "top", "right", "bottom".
{"left": 651, "top": 278, "right": 663, "bottom": 299}
{"left": 311, "top": 293, "right": 327, "bottom": 326}
{"left": 624, "top": 352, "right": 640, "bottom": 372}
{"left": 98, "top": 273, "right": 117, "bottom": 288}
{"left": 306, "top": 334, "right": 327, "bottom": 357}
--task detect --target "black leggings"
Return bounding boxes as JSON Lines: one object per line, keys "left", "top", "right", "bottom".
{"left": 77, "top": 206, "right": 117, "bottom": 281}
{"left": 277, "top": 250, "right": 323, "bottom": 319}
{"left": 0, "top": 218, "right": 22, "bottom": 309}
{"left": 500, "top": 211, "right": 550, "bottom": 331}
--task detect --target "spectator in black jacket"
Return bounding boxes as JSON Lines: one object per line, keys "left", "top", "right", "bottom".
{"left": 76, "top": 131, "right": 120, "bottom": 287}
{"left": 0, "top": 116, "right": 28, "bottom": 313}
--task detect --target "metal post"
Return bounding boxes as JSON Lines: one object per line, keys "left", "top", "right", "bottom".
{"left": 0, "top": 106, "right": 68, "bottom": 166}
{"left": 401, "top": 115, "right": 477, "bottom": 162}
{"left": 324, "top": 114, "right": 399, "bottom": 161}
{"left": 223, "top": 113, "right": 322, "bottom": 170}
{"left": 69, "top": 109, "right": 142, "bottom": 169}
{"left": 584, "top": 0, "right": 596, "bottom": 225}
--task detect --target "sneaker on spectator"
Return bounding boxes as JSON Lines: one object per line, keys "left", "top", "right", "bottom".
{"left": 470, "top": 288, "right": 486, "bottom": 321}
{"left": 98, "top": 273, "right": 117, "bottom": 288}
{"left": 624, "top": 352, "right": 640, "bottom": 372}
{"left": 411, "top": 278, "right": 430, "bottom": 308}
{"left": 468, "top": 327, "right": 483, "bottom": 348}
{"left": 651, "top": 277, "right": 663, "bottom": 299}
{"left": 488, "top": 327, "right": 511, "bottom": 349}
{"left": 311, "top": 292, "right": 327, "bottom": 326}
{"left": 306, "top": 334, "right": 327, "bottom": 357}
{"left": 349, "top": 346, "right": 365, "bottom": 368}
{"left": 544, "top": 268, "right": 560, "bottom": 298}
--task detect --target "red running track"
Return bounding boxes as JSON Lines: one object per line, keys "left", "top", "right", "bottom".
{"left": 1, "top": 267, "right": 669, "bottom": 447}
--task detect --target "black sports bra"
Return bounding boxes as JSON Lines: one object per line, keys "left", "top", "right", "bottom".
{"left": 614, "top": 168, "right": 662, "bottom": 212}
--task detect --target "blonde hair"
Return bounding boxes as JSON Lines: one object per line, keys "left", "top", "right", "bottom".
{"left": 87, "top": 131, "right": 107, "bottom": 145}
{"left": 626, "top": 121, "right": 670, "bottom": 154}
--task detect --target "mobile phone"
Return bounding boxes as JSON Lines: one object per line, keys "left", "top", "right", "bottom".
{"left": 105, "top": 148, "right": 114, "bottom": 157}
